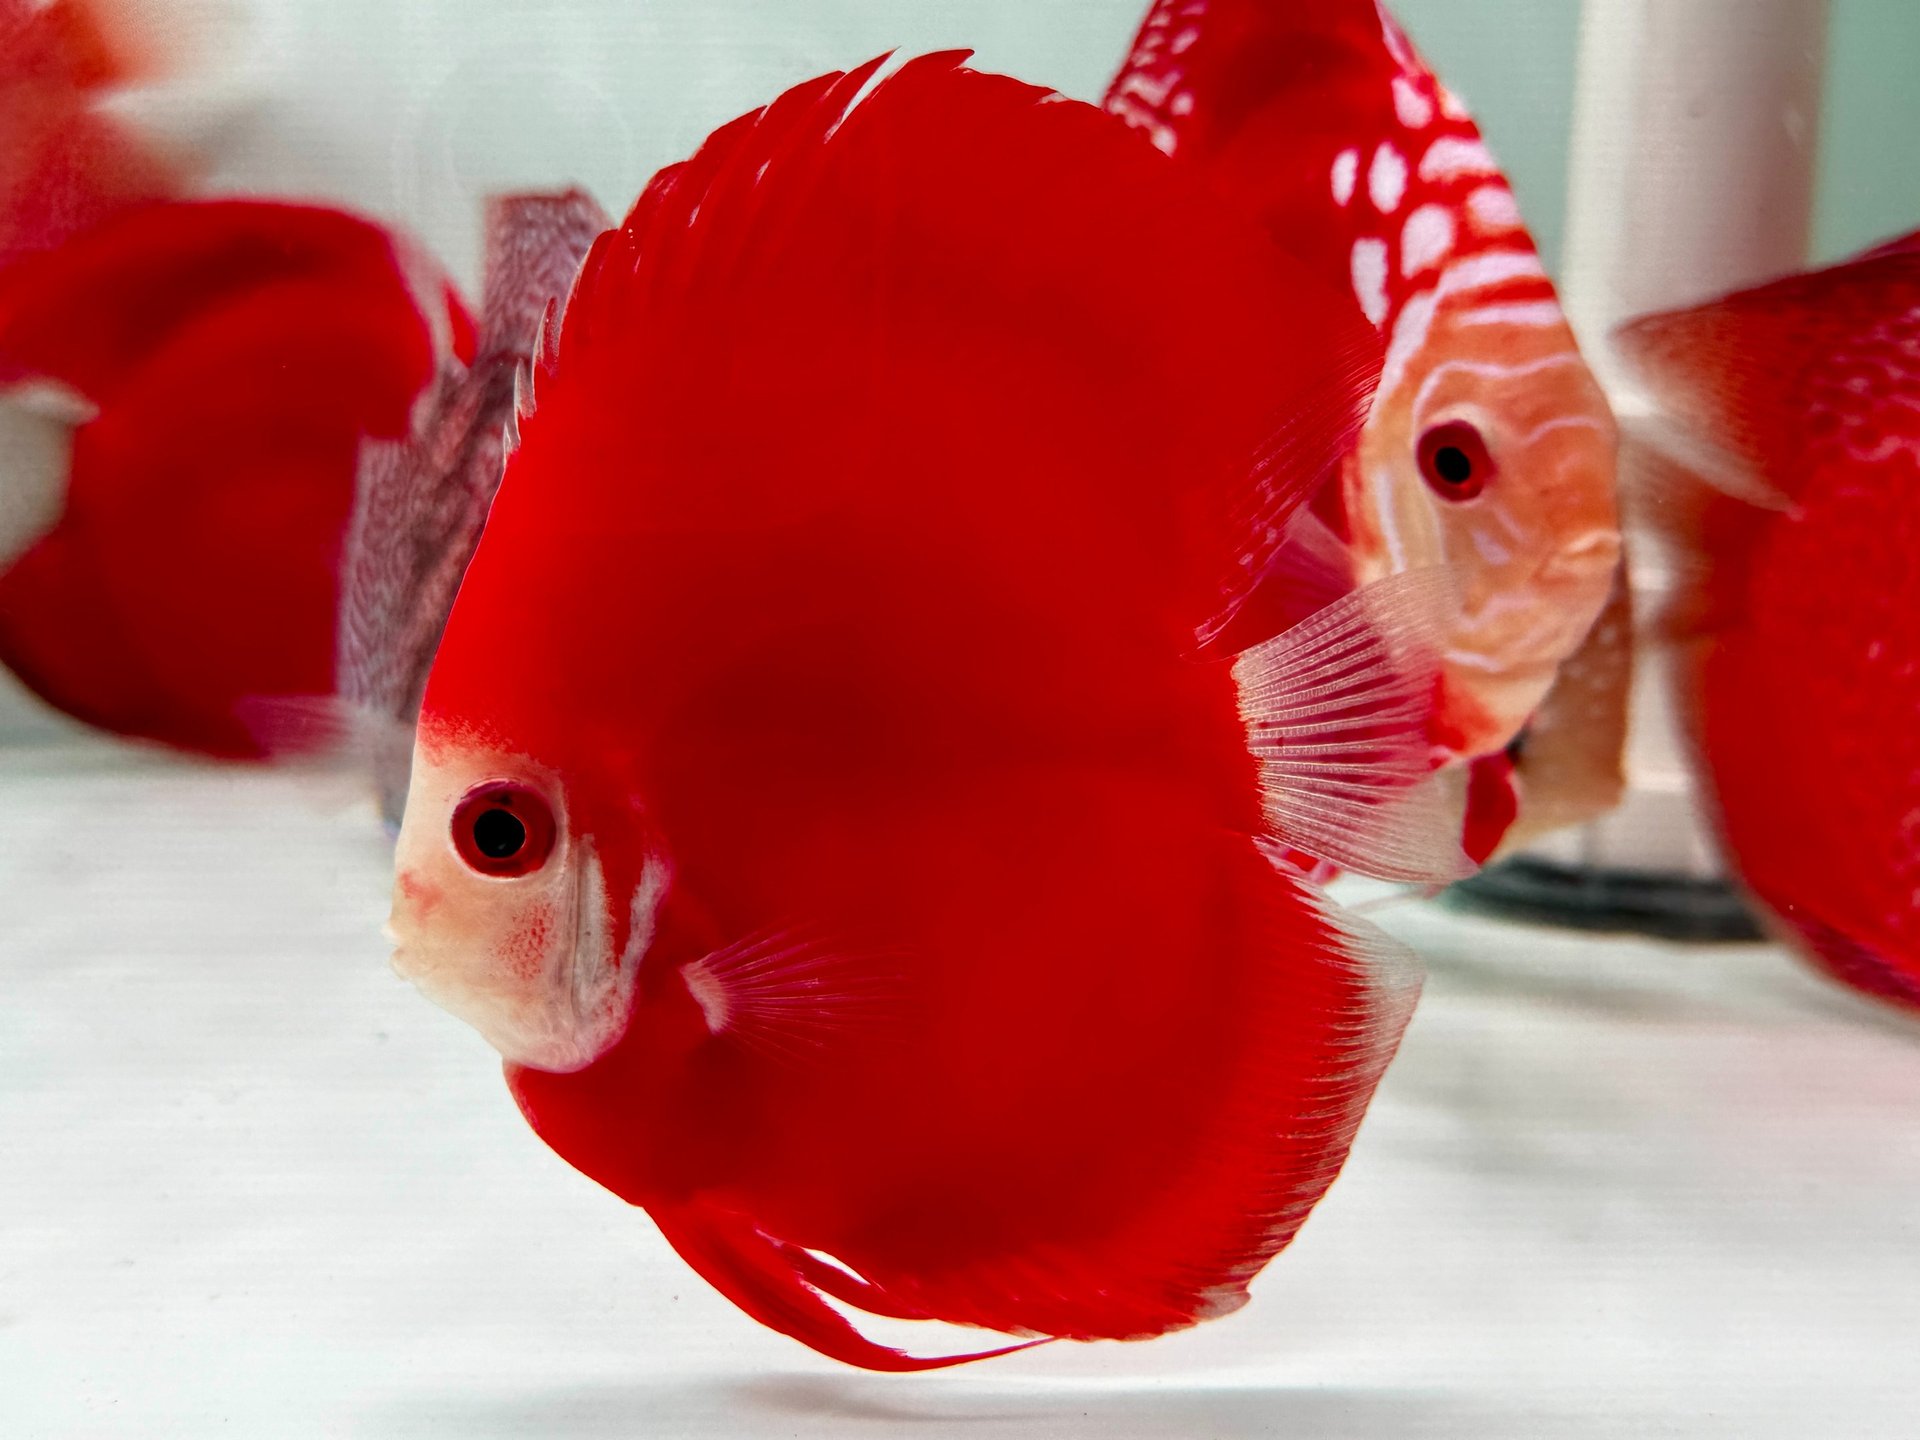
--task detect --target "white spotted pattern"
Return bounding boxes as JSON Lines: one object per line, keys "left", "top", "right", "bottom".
{"left": 1331, "top": 147, "right": 1361, "bottom": 206}
{"left": 1466, "top": 183, "right": 1523, "bottom": 233}
{"left": 1392, "top": 75, "right": 1434, "bottom": 129}
{"left": 1380, "top": 287, "right": 1438, "bottom": 397}
{"left": 1352, "top": 238, "right": 1391, "bottom": 326}
{"left": 1400, "top": 204, "right": 1456, "bottom": 277}
{"left": 1309, "top": 0, "right": 1563, "bottom": 371}
{"left": 1369, "top": 142, "right": 1409, "bottom": 213}
{"left": 1419, "top": 135, "right": 1498, "bottom": 183}
{"left": 1103, "top": 0, "right": 1210, "bottom": 158}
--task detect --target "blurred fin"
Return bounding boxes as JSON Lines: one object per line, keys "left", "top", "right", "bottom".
{"left": 337, "top": 190, "right": 604, "bottom": 815}
{"left": 1614, "top": 243, "right": 1920, "bottom": 506}
{"left": 0, "top": 380, "right": 91, "bottom": 568}
{"left": 1198, "top": 320, "right": 1382, "bottom": 648}
{"left": 230, "top": 693, "right": 411, "bottom": 765}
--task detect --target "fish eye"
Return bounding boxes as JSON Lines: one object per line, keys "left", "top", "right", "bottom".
{"left": 1417, "top": 420, "right": 1493, "bottom": 501}
{"left": 451, "top": 782, "right": 556, "bottom": 878}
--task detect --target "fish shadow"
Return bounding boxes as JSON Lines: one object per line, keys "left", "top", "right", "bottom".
{"left": 365, "top": 1371, "right": 1554, "bottom": 1440}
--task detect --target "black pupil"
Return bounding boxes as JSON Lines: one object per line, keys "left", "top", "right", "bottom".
{"left": 472, "top": 806, "right": 527, "bottom": 860}
{"left": 1434, "top": 445, "right": 1475, "bottom": 486}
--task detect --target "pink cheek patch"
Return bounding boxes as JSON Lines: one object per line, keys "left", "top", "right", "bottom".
{"left": 397, "top": 869, "right": 442, "bottom": 919}
{"left": 500, "top": 907, "right": 553, "bottom": 983}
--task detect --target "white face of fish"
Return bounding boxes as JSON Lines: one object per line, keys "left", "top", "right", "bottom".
{"left": 386, "top": 724, "right": 643, "bottom": 1073}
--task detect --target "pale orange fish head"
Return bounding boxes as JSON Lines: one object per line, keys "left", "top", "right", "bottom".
{"left": 1319, "top": 9, "right": 1622, "bottom": 762}
{"left": 1348, "top": 276, "right": 1620, "bottom": 759}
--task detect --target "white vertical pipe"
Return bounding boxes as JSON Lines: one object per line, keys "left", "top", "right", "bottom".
{"left": 1562, "top": 0, "right": 1829, "bottom": 390}
{"left": 1539, "top": 0, "right": 1828, "bottom": 878}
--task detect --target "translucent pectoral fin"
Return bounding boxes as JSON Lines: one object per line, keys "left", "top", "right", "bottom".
{"left": 1235, "top": 568, "right": 1476, "bottom": 884}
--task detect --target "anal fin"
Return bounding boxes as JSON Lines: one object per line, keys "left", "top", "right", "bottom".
{"left": 650, "top": 1203, "right": 1047, "bottom": 1372}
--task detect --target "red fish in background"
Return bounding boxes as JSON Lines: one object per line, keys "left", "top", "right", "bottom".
{"left": 0, "top": 199, "right": 470, "bottom": 756}
{"left": 1105, "top": 0, "right": 1623, "bottom": 863}
{"left": 1619, "top": 239, "right": 1920, "bottom": 1011}
{"left": 384, "top": 54, "right": 1466, "bottom": 1368}
{"left": 0, "top": 0, "right": 185, "bottom": 269}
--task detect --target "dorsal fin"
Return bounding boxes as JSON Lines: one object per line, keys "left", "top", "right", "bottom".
{"left": 1105, "top": 0, "right": 1559, "bottom": 340}
{"left": 505, "top": 48, "right": 1377, "bottom": 645}
{"left": 474, "top": 188, "right": 610, "bottom": 354}
{"left": 336, "top": 191, "right": 604, "bottom": 818}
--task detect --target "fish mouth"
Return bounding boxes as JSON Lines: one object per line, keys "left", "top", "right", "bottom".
{"left": 1450, "top": 536, "right": 1620, "bottom": 675}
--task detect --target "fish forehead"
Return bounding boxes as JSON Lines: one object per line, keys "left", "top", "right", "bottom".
{"left": 1400, "top": 300, "right": 1603, "bottom": 425}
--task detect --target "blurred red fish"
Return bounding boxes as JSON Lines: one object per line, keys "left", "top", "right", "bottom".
{"left": 0, "top": 0, "right": 184, "bottom": 269}
{"left": 384, "top": 55, "right": 1467, "bottom": 1368}
{"left": 1619, "top": 237, "right": 1920, "bottom": 1010}
{"left": 1105, "top": 0, "right": 1623, "bottom": 861}
{"left": 0, "top": 199, "right": 470, "bottom": 755}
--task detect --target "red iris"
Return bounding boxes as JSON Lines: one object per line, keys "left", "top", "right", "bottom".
{"left": 1417, "top": 420, "right": 1494, "bottom": 500}
{"left": 451, "top": 782, "right": 556, "bottom": 878}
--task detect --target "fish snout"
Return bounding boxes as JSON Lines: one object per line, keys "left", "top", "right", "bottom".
{"left": 385, "top": 868, "right": 443, "bottom": 981}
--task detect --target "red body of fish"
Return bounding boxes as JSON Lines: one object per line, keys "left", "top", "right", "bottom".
{"left": 393, "top": 56, "right": 1438, "bottom": 1367}
{"left": 0, "top": 200, "right": 469, "bottom": 755}
{"left": 1620, "top": 239, "right": 1920, "bottom": 1009}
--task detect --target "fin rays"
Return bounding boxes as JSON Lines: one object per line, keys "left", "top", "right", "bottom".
{"left": 1236, "top": 570, "right": 1474, "bottom": 884}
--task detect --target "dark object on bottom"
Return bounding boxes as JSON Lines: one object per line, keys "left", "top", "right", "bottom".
{"left": 1447, "top": 858, "right": 1766, "bottom": 942}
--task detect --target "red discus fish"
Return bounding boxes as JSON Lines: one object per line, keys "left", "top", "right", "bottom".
{"left": 1619, "top": 237, "right": 1920, "bottom": 1011}
{"left": 0, "top": 0, "right": 184, "bottom": 270}
{"left": 385, "top": 54, "right": 1468, "bottom": 1369}
{"left": 1106, "top": 0, "right": 1622, "bottom": 860}
{"left": 0, "top": 199, "right": 469, "bottom": 756}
